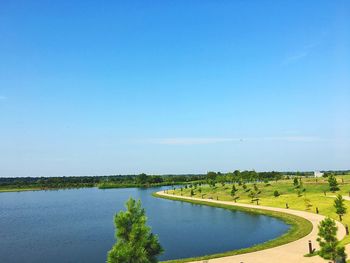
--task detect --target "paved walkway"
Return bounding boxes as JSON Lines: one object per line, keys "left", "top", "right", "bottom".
{"left": 157, "top": 191, "right": 347, "bottom": 263}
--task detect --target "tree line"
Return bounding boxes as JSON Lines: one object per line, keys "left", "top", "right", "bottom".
{"left": 0, "top": 174, "right": 206, "bottom": 190}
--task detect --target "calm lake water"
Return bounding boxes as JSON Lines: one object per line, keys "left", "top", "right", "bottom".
{"left": 0, "top": 187, "right": 289, "bottom": 262}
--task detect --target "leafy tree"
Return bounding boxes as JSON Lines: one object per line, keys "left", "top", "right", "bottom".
{"left": 293, "top": 177, "right": 299, "bottom": 188}
{"left": 231, "top": 184, "right": 237, "bottom": 197}
{"left": 190, "top": 189, "right": 194, "bottom": 196}
{"left": 107, "top": 198, "right": 163, "bottom": 263}
{"left": 317, "top": 217, "right": 346, "bottom": 263}
{"left": 334, "top": 194, "right": 347, "bottom": 221}
{"left": 207, "top": 171, "right": 217, "bottom": 181}
{"left": 136, "top": 173, "right": 148, "bottom": 185}
{"left": 328, "top": 175, "right": 339, "bottom": 192}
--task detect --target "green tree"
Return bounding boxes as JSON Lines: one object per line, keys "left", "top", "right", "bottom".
{"left": 328, "top": 174, "right": 339, "bottom": 192}
{"left": 273, "top": 190, "right": 280, "bottom": 197}
{"left": 206, "top": 171, "right": 217, "bottom": 181}
{"left": 334, "top": 194, "right": 347, "bottom": 221}
{"left": 136, "top": 173, "right": 148, "bottom": 185}
{"left": 107, "top": 198, "right": 163, "bottom": 263}
{"left": 231, "top": 184, "right": 237, "bottom": 197}
{"left": 293, "top": 177, "right": 299, "bottom": 188}
{"left": 317, "top": 217, "right": 346, "bottom": 263}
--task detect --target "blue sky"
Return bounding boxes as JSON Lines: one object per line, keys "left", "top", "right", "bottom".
{"left": 0, "top": 0, "right": 349, "bottom": 177}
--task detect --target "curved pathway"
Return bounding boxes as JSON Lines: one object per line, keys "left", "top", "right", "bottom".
{"left": 157, "top": 191, "right": 347, "bottom": 263}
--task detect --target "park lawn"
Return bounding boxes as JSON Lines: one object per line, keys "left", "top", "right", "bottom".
{"left": 172, "top": 175, "right": 350, "bottom": 246}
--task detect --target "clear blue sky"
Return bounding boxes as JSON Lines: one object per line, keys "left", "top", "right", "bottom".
{"left": 1, "top": 0, "right": 349, "bottom": 177}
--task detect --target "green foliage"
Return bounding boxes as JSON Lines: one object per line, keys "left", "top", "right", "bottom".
{"left": 107, "top": 198, "right": 163, "bottom": 263}
{"left": 328, "top": 174, "right": 340, "bottom": 192}
{"left": 293, "top": 177, "right": 299, "bottom": 188}
{"left": 334, "top": 194, "right": 347, "bottom": 221}
{"left": 206, "top": 171, "right": 217, "bottom": 181}
{"left": 317, "top": 217, "right": 347, "bottom": 262}
{"left": 273, "top": 190, "right": 280, "bottom": 197}
{"left": 231, "top": 184, "right": 237, "bottom": 197}
{"left": 136, "top": 173, "right": 148, "bottom": 184}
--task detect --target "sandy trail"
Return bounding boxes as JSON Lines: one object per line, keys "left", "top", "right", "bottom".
{"left": 157, "top": 191, "right": 348, "bottom": 263}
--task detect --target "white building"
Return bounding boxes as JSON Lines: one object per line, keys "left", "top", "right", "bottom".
{"left": 314, "top": 171, "right": 324, "bottom": 178}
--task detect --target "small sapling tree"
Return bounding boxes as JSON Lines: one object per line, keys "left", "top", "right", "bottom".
{"left": 273, "top": 190, "right": 280, "bottom": 197}
{"left": 293, "top": 177, "right": 299, "bottom": 188}
{"left": 334, "top": 194, "right": 347, "bottom": 221}
{"left": 328, "top": 174, "right": 339, "bottom": 192}
{"left": 317, "top": 217, "right": 347, "bottom": 263}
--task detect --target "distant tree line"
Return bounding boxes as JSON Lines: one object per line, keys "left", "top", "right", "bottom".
{"left": 323, "top": 170, "right": 350, "bottom": 176}
{"left": 205, "top": 170, "right": 283, "bottom": 185}
{"left": 0, "top": 174, "right": 206, "bottom": 190}
{"left": 2, "top": 169, "right": 349, "bottom": 190}
{"left": 283, "top": 170, "right": 350, "bottom": 177}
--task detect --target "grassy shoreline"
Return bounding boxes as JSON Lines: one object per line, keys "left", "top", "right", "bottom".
{"left": 0, "top": 187, "right": 46, "bottom": 193}
{"left": 0, "top": 181, "right": 187, "bottom": 192}
{"left": 153, "top": 192, "right": 313, "bottom": 263}
{"left": 0, "top": 186, "right": 96, "bottom": 193}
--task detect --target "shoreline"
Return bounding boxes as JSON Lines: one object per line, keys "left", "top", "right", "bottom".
{"left": 154, "top": 191, "right": 346, "bottom": 263}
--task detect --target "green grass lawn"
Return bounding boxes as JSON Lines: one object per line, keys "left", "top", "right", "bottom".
{"left": 171, "top": 175, "right": 350, "bottom": 246}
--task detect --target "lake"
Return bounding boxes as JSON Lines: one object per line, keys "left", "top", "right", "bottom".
{"left": 0, "top": 187, "right": 289, "bottom": 262}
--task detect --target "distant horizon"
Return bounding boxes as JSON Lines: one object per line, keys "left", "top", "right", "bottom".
{"left": 1, "top": 169, "right": 350, "bottom": 178}
{"left": 1, "top": 0, "right": 349, "bottom": 177}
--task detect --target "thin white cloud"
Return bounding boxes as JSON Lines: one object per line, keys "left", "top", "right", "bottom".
{"left": 282, "top": 40, "right": 320, "bottom": 65}
{"left": 283, "top": 51, "right": 309, "bottom": 65}
{"left": 148, "top": 138, "right": 239, "bottom": 145}
{"left": 261, "top": 136, "right": 322, "bottom": 142}
{"left": 147, "top": 136, "right": 323, "bottom": 145}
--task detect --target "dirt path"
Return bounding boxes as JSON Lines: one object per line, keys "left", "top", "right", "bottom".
{"left": 157, "top": 191, "right": 347, "bottom": 263}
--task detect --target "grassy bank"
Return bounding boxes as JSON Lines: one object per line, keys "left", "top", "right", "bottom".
{"left": 0, "top": 186, "right": 95, "bottom": 193}
{"left": 0, "top": 187, "right": 43, "bottom": 192}
{"left": 153, "top": 192, "right": 312, "bottom": 263}
{"left": 98, "top": 181, "right": 192, "bottom": 189}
